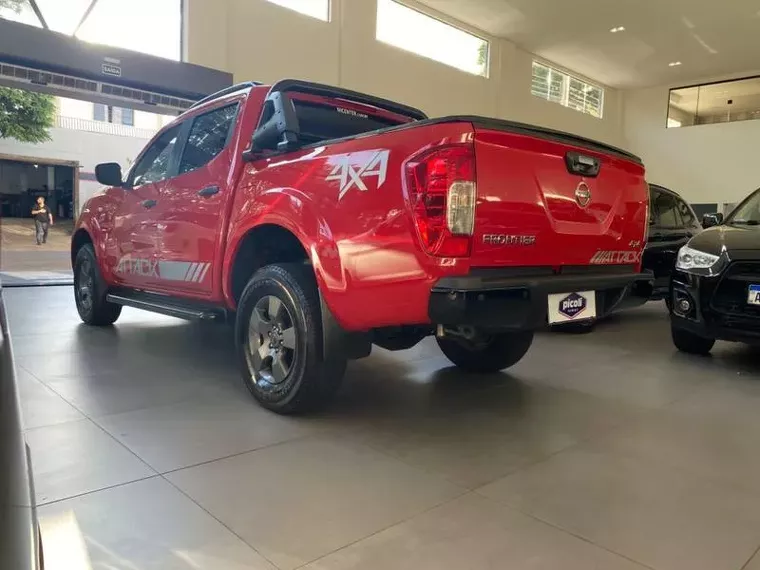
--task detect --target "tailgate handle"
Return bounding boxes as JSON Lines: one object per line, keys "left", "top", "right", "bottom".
{"left": 565, "top": 152, "right": 600, "bottom": 177}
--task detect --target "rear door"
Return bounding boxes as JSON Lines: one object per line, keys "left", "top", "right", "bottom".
{"left": 153, "top": 102, "right": 240, "bottom": 297}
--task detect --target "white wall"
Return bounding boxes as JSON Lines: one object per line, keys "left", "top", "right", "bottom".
{"left": 0, "top": 127, "right": 150, "bottom": 211}
{"left": 185, "top": 0, "right": 624, "bottom": 147}
{"left": 624, "top": 83, "right": 760, "bottom": 205}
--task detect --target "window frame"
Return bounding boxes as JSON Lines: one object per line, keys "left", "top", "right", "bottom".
{"left": 127, "top": 122, "right": 185, "bottom": 187}
{"left": 176, "top": 102, "right": 241, "bottom": 176}
{"left": 531, "top": 60, "right": 604, "bottom": 119}
{"left": 375, "top": 0, "right": 490, "bottom": 78}
{"left": 651, "top": 188, "right": 684, "bottom": 230}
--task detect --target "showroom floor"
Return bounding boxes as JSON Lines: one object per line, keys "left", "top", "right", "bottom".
{"left": 9, "top": 286, "right": 760, "bottom": 570}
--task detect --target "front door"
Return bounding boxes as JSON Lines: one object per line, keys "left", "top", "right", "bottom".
{"left": 153, "top": 103, "right": 240, "bottom": 298}
{"left": 112, "top": 123, "right": 183, "bottom": 291}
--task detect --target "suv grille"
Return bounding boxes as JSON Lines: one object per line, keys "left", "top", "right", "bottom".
{"left": 712, "top": 262, "right": 760, "bottom": 319}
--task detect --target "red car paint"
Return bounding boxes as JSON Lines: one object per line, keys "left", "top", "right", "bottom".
{"left": 74, "top": 83, "right": 649, "bottom": 331}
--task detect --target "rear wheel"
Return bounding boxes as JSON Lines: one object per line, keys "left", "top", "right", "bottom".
{"left": 235, "top": 263, "right": 346, "bottom": 414}
{"left": 671, "top": 325, "right": 715, "bottom": 355}
{"left": 73, "top": 244, "right": 121, "bottom": 326}
{"left": 437, "top": 330, "right": 533, "bottom": 373}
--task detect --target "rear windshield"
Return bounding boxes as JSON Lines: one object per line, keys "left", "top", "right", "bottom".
{"left": 294, "top": 99, "right": 407, "bottom": 143}
{"left": 258, "top": 97, "right": 411, "bottom": 146}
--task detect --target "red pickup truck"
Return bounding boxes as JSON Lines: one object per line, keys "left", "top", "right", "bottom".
{"left": 72, "top": 79, "right": 650, "bottom": 413}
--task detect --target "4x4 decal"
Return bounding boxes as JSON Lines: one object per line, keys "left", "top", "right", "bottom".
{"left": 327, "top": 149, "right": 389, "bottom": 200}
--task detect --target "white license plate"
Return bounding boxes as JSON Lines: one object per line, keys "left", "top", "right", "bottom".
{"left": 548, "top": 291, "right": 597, "bottom": 324}
{"left": 748, "top": 285, "right": 760, "bottom": 305}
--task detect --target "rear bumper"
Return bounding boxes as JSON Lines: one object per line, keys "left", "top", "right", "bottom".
{"left": 428, "top": 269, "right": 652, "bottom": 330}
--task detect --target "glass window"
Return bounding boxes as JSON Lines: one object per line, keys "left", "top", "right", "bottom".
{"left": 678, "top": 199, "right": 697, "bottom": 227}
{"left": 93, "top": 103, "right": 107, "bottom": 122}
{"left": 531, "top": 61, "right": 604, "bottom": 119}
{"left": 376, "top": 0, "right": 489, "bottom": 77}
{"left": 668, "top": 77, "right": 760, "bottom": 128}
{"left": 120, "top": 107, "right": 134, "bottom": 126}
{"left": 726, "top": 190, "right": 760, "bottom": 224}
{"left": 264, "top": 0, "right": 329, "bottom": 21}
{"left": 131, "top": 125, "right": 181, "bottom": 186}
{"left": 178, "top": 105, "right": 238, "bottom": 175}
{"left": 654, "top": 191, "right": 682, "bottom": 228}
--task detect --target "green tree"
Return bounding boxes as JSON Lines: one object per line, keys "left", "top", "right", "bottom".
{"left": 0, "top": 87, "right": 56, "bottom": 143}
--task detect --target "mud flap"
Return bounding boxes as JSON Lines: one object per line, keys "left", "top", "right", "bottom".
{"left": 319, "top": 292, "right": 372, "bottom": 361}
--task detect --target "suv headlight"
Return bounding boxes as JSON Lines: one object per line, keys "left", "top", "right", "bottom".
{"left": 676, "top": 245, "right": 725, "bottom": 276}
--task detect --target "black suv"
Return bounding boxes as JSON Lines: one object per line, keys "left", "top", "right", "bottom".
{"left": 644, "top": 184, "right": 702, "bottom": 302}
{"left": 671, "top": 187, "right": 760, "bottom": 354}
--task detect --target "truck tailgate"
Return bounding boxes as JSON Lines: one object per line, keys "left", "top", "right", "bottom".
{"left": 470, "top": 121, "right": 648, "bottom": 268}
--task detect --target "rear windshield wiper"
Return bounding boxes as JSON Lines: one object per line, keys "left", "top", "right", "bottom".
{"left": 731, "top": 219, "right": 760, "bottom": 225}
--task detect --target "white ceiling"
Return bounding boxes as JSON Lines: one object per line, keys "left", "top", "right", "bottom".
{"left": 418, "top": 0, "right": 760, "bottom": 89}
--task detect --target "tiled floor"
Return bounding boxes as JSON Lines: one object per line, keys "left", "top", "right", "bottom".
{"left": 9, "top": 285, "right": 760, "bottom": 570}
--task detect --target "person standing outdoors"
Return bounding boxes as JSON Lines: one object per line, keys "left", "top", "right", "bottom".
{"left": 31, "top": 196, "right": 53, "bottom": 246}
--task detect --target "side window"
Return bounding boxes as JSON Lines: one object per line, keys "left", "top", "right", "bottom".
{"left": 649, "top": 189, "right": 661, "bottom": 226}
{"left": 178, "top": 104, "right": 238, "bottom": 175}
{"left": 677, "top": 199, "right": 696, "bottom": 228}
{"left": 656, "top": 192, "right": 681, "bottom": 227}
{"left": 131, "top": 125, "right": 182, "bottom": 186}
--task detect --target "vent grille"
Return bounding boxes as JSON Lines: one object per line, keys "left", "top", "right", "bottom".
{"left": 0, "top": 62, "right": 194, "bottom": 112}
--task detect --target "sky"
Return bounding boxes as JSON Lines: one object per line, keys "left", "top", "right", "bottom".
{"left": 0, "top": 0, "right": 181, "bottom": 60}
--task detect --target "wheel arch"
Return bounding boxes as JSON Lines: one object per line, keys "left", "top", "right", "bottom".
{"left": 226, "top": 222, "right": 371, "bottom": 361}
{"left": 71, "top": 228, "right": 94, "bottom": 269}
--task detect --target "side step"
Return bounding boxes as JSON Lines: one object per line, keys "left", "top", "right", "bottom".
{"left": 106, "top": 291, "right": 226, "bottom": 321}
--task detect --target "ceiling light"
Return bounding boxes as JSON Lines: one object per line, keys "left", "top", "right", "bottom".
{"left": 610, "top": 26, "right": 625, "bottom": 33}
{"left": 669, "top": 61, "right": 682, "bottom": 67}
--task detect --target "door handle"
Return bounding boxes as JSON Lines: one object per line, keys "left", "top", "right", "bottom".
{"left": 198, "top": 186, "right": 220, "bottom": 197}
{"left": 141, "top": 199, "right": 157, "bottom": 209}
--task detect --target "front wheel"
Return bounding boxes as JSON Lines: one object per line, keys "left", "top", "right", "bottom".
{"left": 671, "top": 325, "right": 715, "bottom": 355}
{"left": 73, "top": 244, "right": 121, "bottom": 326}
{"left": 235, "top": 263, "right": 346, "bottom": 414}
{"left": 437, "top": 330, "right": 534, "bottom": 373}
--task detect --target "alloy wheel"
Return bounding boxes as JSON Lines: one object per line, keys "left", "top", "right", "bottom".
{"left": 245, "top": 295, "right": 297, "bottom": 385}
{"left": 76, "top": 258, "right": 95, "bottom": 312}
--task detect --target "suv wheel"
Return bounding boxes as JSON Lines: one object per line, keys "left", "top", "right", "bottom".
{"left": 74, "top": 244, "right": 122, "bottom": 326}
{"left": 437, "top": 330, "right": 534, "bottom": 373}
{"left": 235, "top": 263, "right": 346, "bottom": 414}
{"left": 671, "top": 325, "right": 715, "bottom": 355}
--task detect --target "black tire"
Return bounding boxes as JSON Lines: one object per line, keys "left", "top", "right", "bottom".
{"left": 235, "top": 263, "right": 346, "bottom": 414}
{"left": 671, "top": 325, "right": 714, "bottom": 355}
{"left": 665, "top": 296, "right": 673, "bottom": 313}
{"left": 437, "top": 331, "right": 534, "bottom": 373}
{"left": 73, "top": 244, "right": 121, "bottom": 326}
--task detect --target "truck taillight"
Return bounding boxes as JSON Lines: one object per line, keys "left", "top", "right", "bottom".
{"left": 405, "top": 144, "right": 476, "bottom": 257}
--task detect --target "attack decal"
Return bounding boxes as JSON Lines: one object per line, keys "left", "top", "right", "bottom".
{"left": 590, "top": 250, "right": 643, "bottom": 265}
{"left": 115, "top": 257, "right": 158, "bottom": 277}
{"left": 327, "top": 149, "right": 390, "bottom": 200}
{"left": 115, "top": 257, "right": 211, "bottom": 283}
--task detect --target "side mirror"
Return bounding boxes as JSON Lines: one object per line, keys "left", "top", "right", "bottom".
{"left": 702, "top": 213, "right": 723, "bottom": 228}
{"left": 247, "top": 91, "right": 300, "bottom": 157}
{"left": 95, "top": 162, "right": 123, "bottom": 187}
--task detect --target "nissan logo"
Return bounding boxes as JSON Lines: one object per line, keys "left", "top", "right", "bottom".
{"left": 575, "top": 182, "right": 591, "bottom": 208}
